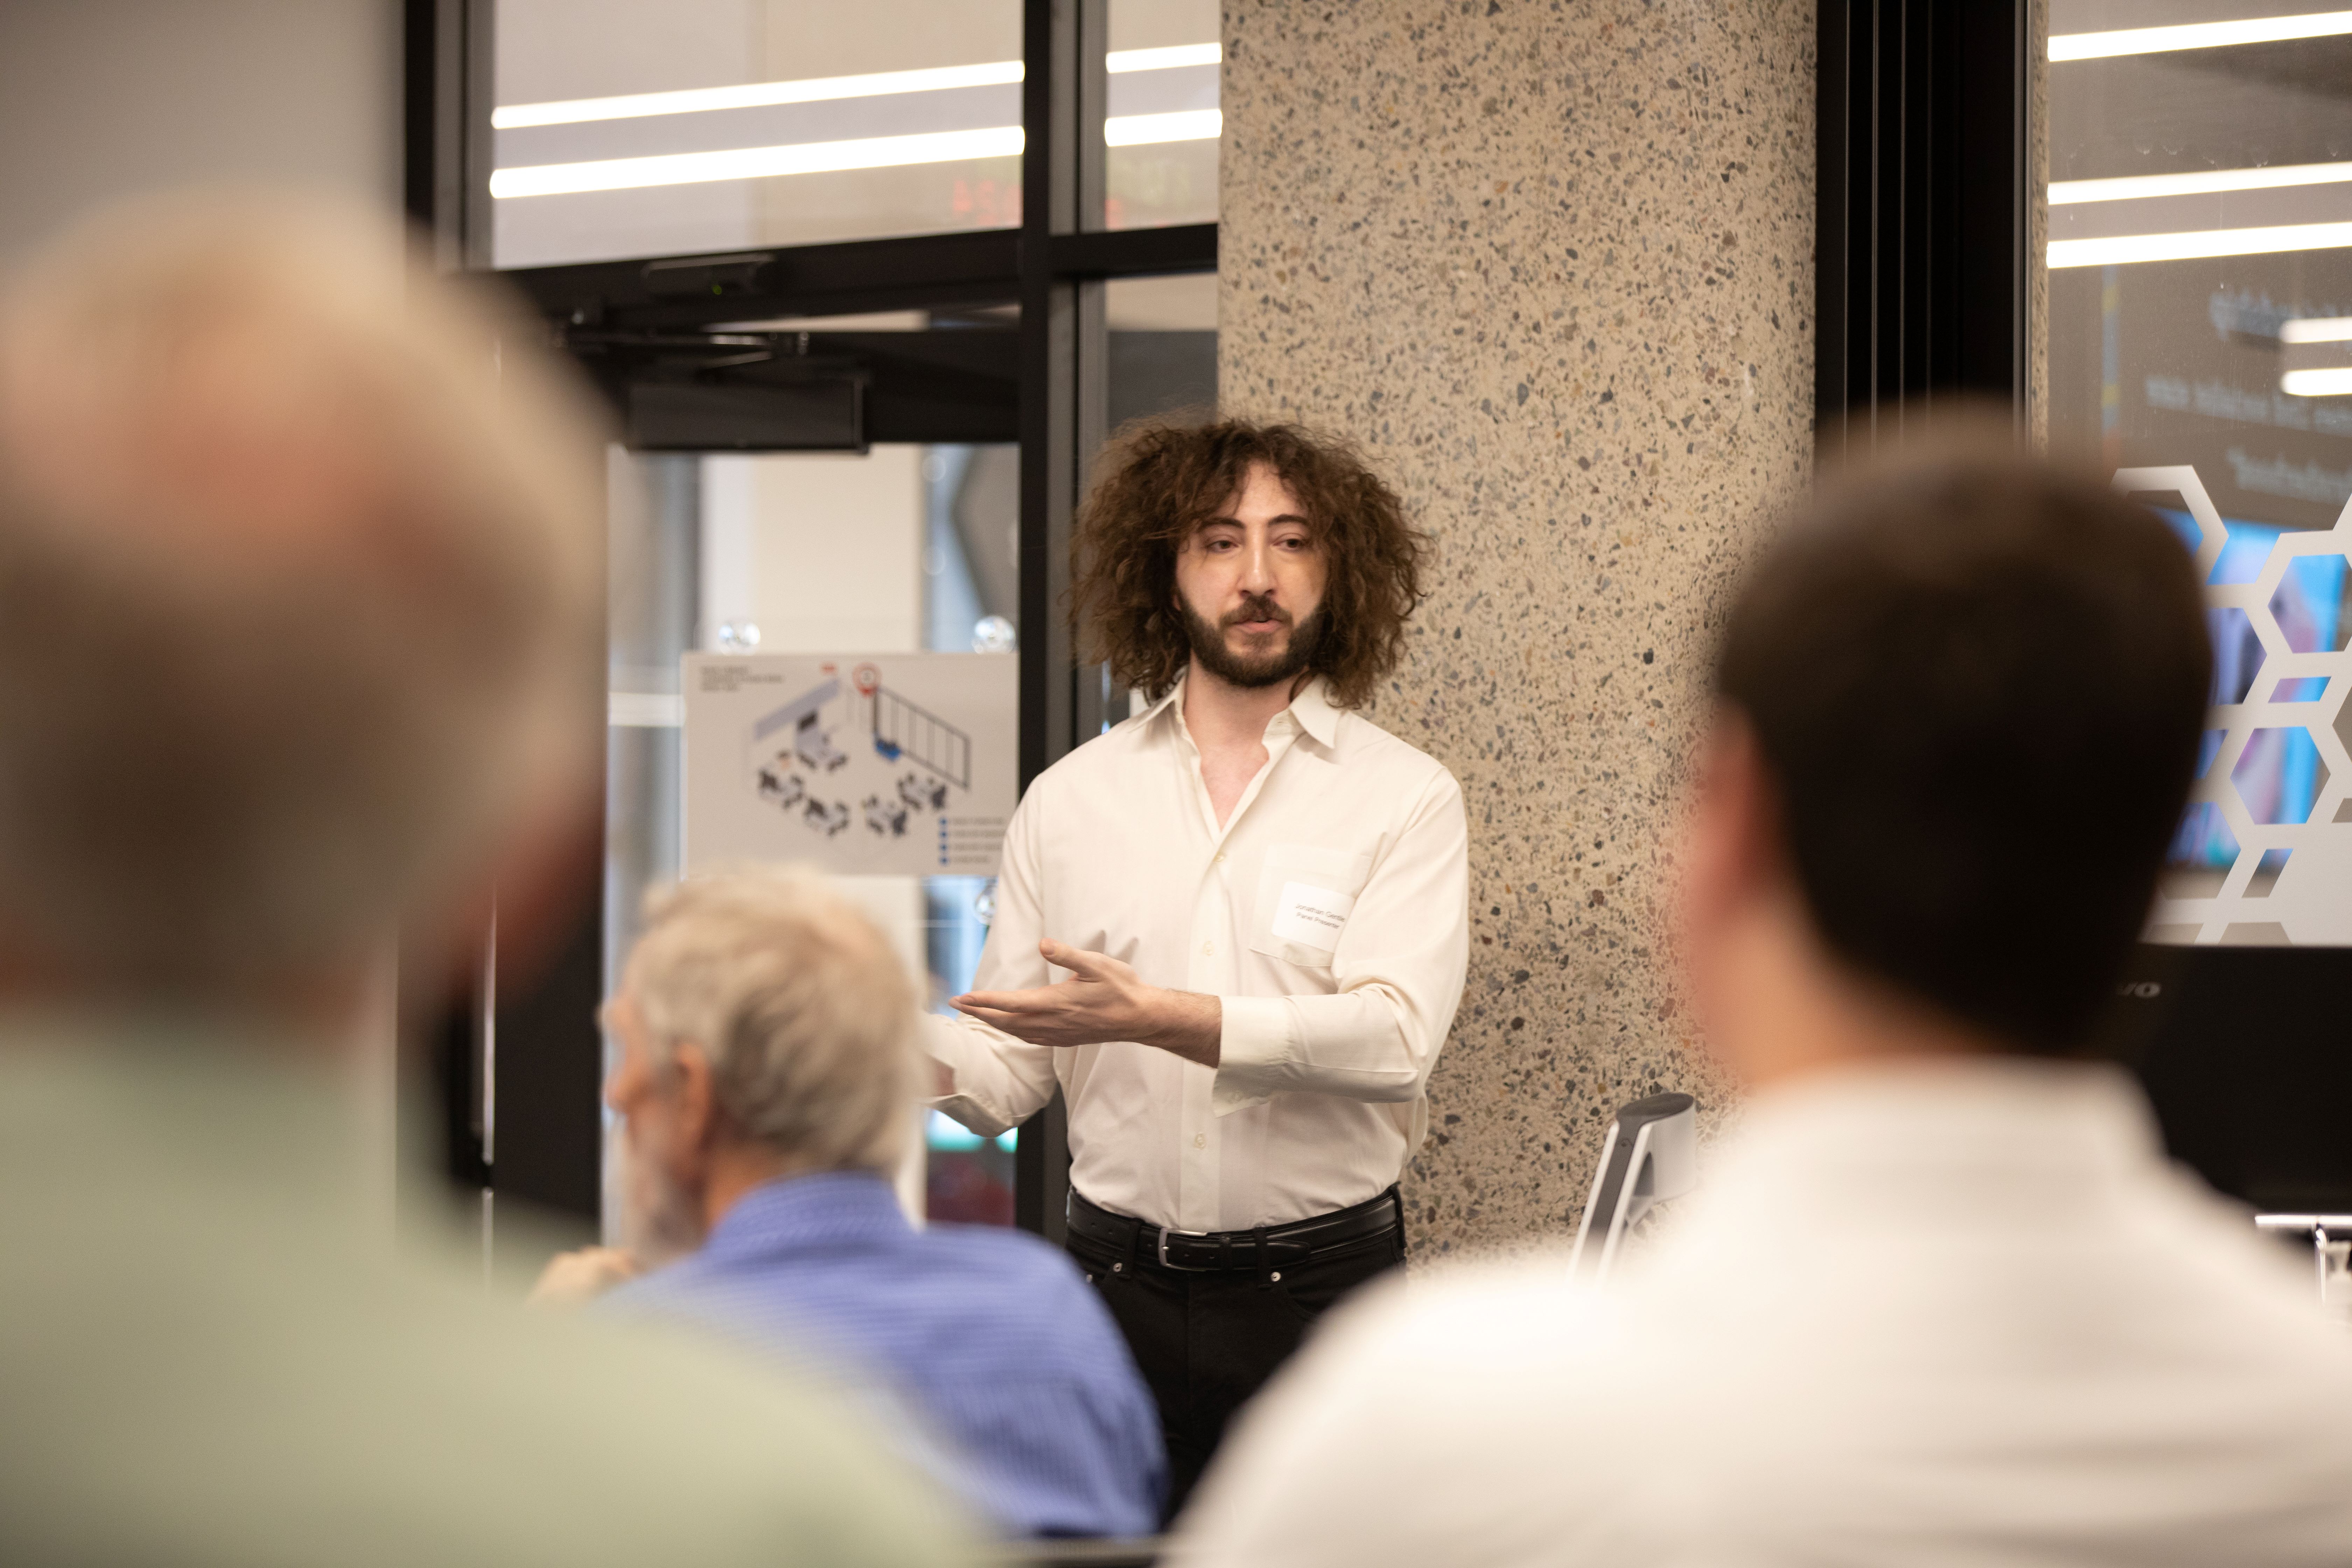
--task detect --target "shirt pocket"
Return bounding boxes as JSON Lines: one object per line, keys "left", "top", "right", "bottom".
{"left": 1248, "top": 842, "right": 1377, "bottom": 970}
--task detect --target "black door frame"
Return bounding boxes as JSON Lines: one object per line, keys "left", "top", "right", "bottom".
{"left": 1815, "top": 0, "right": 2032, "bottom": 455}
{"left": 403, "top": 0, "right": 1214, "bottom": 1244}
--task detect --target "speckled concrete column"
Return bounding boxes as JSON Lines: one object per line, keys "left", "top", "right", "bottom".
{"left": 1220, "top": 0, "right": 1817, "bottom": 1258}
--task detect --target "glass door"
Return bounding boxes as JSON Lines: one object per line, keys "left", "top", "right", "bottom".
{"left": 2044, "top": 1, "right": 2352, "bottom": 946}
{"left": 607, "top": 419, "right": 1023, "bottom": 1226}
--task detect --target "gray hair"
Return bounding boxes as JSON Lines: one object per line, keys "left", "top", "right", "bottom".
{"left": 0, "top": 190, "right": 605, "bottom": 994}
{"left": 627, "top": 868, "right": 917, "bottom": 1174}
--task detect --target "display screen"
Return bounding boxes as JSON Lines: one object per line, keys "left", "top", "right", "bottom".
{"left": 2158, "top": 509, "right": 2344, "bottom": 869}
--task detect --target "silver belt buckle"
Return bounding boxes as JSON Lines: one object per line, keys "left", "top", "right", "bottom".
{"left": 1156, "top": 1225, "right": 1211, "bottom": 1270}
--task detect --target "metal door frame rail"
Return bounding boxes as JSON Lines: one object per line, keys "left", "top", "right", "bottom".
{"left": 2255, "top": 1214, "right": 2352, "bottom": 1312}
{"left": 1816, "top": 0, "right": 2031, "bottom": 457}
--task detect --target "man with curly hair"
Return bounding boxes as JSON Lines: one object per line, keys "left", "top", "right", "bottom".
{"left": 925, "top": 418, "right": 1470, "bottom": 1517}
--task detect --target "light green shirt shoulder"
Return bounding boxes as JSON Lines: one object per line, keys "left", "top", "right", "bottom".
{"left": 0, "top": 1025, "right": 974, "bottom": 1568}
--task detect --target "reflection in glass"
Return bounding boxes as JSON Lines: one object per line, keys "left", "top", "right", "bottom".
{"left": 1106, "top": 272, "right": 1219, "bottom": 428}
{"left": 494, "top": 1, "right": 1023, "bottom": 267}
{"left": 2233, "top": 725, "right": 2330, "bottom": 826}
{"left": 972, "top": 614, "right": 1018, "bottom": 653}
{"left": 2165, "top": 801, "right": 2242, "bottom": 897}
{"left": 493, "top": 0, "right": 1228, "bottom": 266}
{"left": 2048, "top": 3, "right": 2352, "bottom": 943}
{"left": 2247, "top": 845, "right": 2295, "bottom": 898}
{"left": 925, "top": 1110, "right": 1016, "bottom": 1225}
{"left": 1105, "top": 0, "right": 1221, "bottom": 229}
{"left": 2202, "top": 603, "right": 2261, "bottom": 708}
{"left": 2272, "top": 553, "right": 2352, "bottom": 654}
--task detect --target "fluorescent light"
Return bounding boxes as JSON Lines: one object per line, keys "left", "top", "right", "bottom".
{"left": 2283, "top": 368, "right": 2352, "bottom": 396}
{"left": 2051, "top": 160, "right": 2352, "bottom": 205}
{"left": 2284, "top": 317, "right": 2352, "bottom": 343}
{"left": 2048, "top": 220, "right": 2352, "bottom": 268}
{"left": 493, "top": 44, "right": 1218, "bottom": 130}
{"left": 491, "top": 126, "right": 1026, "bottom": 198}
{"left": 493, "top": 62, "right": 1024, "bottom": 130}
{"left": 1104, "top": 108, "right": 1222, "bottom": 146}
{"left": 1107, "top": 43, "right": 1222, "bottom": 72}
{"left": 491, "top": 110, "right": 1220, "bottom": 198}
{"left": 2050, "top": 10, "right": 2352, "bottom": 61}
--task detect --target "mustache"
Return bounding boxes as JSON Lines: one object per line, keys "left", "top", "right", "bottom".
{"left": 1222, "top": 593, "right": 1293, "bottom": 629}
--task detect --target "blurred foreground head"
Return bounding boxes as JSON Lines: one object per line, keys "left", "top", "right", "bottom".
{"left": 608, "top": 867, "right": 918, "bottom": 1261}
{"left": 1687, "top": 425, "right": 2211, "bottom": 1068}
{"left": 0, "top": 192, "right": 604, "bottom": 1011}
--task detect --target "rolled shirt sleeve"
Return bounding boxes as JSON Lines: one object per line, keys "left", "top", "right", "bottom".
{"left": 1212, "top": 770, "right": 1470, "bottom": 1117}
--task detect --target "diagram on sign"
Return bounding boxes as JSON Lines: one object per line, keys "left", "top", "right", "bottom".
{"left": 748, "top": 666, "right": 976, "bottom": 845}
{"left": 687, "top": 652, "right": 1016, "bottom": 878}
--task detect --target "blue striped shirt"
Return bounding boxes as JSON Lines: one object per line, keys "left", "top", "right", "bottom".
{"left": 601, "top": 1171, "right": 1162, "bottom": 1539}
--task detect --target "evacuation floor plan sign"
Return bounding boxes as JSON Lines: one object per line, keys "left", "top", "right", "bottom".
{"left": 683, "top": 653, "right": 1017, "bottom": 877}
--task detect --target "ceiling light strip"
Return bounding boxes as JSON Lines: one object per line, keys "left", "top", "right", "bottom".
{"left": 491, "top": 126, "right": 1027, "bottom": 198}
{"left": 2051, "top": 160, "right": 2352, "bottom": 205}
{"left": 1106, "top": 43, "right": 1222, "bottom": 72}
{"left": 490, "top": 110, "right": 1221, "bottom": 198}
{"left": 493, "top": 44, "right": 1219, "bottom": 131}
{"left": 2047, "top": 220, "right": 2352, "bottom": 268}
{"left": 493, "top": 62, "right": 1025, "bottom": 130}
{"left": 2283, "top": 317, "right": 2352, "bottom": 344}
{"left": 2283, "top": 368, "right": 2352, "bottom": 397}
{"left": 1104, "top": 109, "right": 1222, "bottom": 147}
{"left": 2050, "top": 10, "right": 2352, "bottom": 61}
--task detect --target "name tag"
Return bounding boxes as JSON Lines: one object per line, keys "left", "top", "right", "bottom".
{"left": 1270, "top": 881, "right": 1357, "bottom": 953}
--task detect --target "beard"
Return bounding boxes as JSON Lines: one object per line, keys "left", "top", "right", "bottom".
{"left": 1181, "top": 590, "right": 1326, "bottom": 691}
{"left": 617, "top": 1126, "right": 706, "bottom": 1267}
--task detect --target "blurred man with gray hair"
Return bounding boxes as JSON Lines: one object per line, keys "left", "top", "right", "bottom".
{"left": 538, "top": 867, "right": 1164, "bottom": 1540}
{"left": 0, "top": 193, "right": 964, "bottom": 1568}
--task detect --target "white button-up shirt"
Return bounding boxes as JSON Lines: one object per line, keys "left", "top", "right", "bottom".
{"left": 1176, "top": 1059, "right": 2352, "bottom": 1567}
{"left": 925, "top": 676, "right": 1469, "bottom": 1233}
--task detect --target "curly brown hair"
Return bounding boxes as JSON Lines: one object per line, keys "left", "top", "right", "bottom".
{"left": 1070, "top": 417, "right": 1428, "bottom": 709}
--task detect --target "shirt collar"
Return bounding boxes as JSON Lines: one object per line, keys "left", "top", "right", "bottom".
{"left": 1141, "top": 672, "right": 1344, "bottom": 751}
{"left": 1695, "top": 1057, "right": 2163, "bottom": 1225}
{"left": 1139, "top": 677, "right": 1185, "bottom": 731}
{"left": 0, "top": 1014, "right": 368, "bottom": 1211}
{"left": 702, "top": 1168, "right": 910, "bottom": 1261}
{"left": 1288, "top": 676, "right": 1344, "bottom": 749}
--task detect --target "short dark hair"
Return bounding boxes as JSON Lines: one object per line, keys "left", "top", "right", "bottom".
{"left": 1716, "top": 441, "right": 2211, "bottom": 1054}
{"left": 1070, "top": 417, "right": 1428, "bottom": 709}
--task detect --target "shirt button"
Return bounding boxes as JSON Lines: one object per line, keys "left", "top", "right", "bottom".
{"left": 1213, "top": 852, "right": 1226, "bottom": 863}
{"left": 1194, "top": 1134, "right": 1206, "bottom": 1149}
{"left": 1202, "top": 941, "right": 1215, "bottom": 956}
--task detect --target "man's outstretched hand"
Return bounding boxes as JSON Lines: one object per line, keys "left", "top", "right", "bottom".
{"left": 953, "top": 939, "right": 1222, "bottom": 1065}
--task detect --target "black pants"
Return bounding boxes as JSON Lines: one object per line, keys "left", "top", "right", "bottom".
{"left": 1068, "top": 1225, "right": 1405, "bottom": 1525}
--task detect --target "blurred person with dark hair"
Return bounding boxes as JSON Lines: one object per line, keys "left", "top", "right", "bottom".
{"left": 1173, "top": 435, "right": 2352, "bottom": 1565}
{"left": 926, "top": 419, "right": 1469, "bottom": 1515}
{"left": 529, "top": 867, "right": 1163, "bottom": 1539}
{"left": 0, "top": 193, "right": 965, "bottom": 1568}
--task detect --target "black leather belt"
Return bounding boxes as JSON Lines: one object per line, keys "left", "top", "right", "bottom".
{"left": 1067, "top": 1185, "right": 1404, "bottom": 1274}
